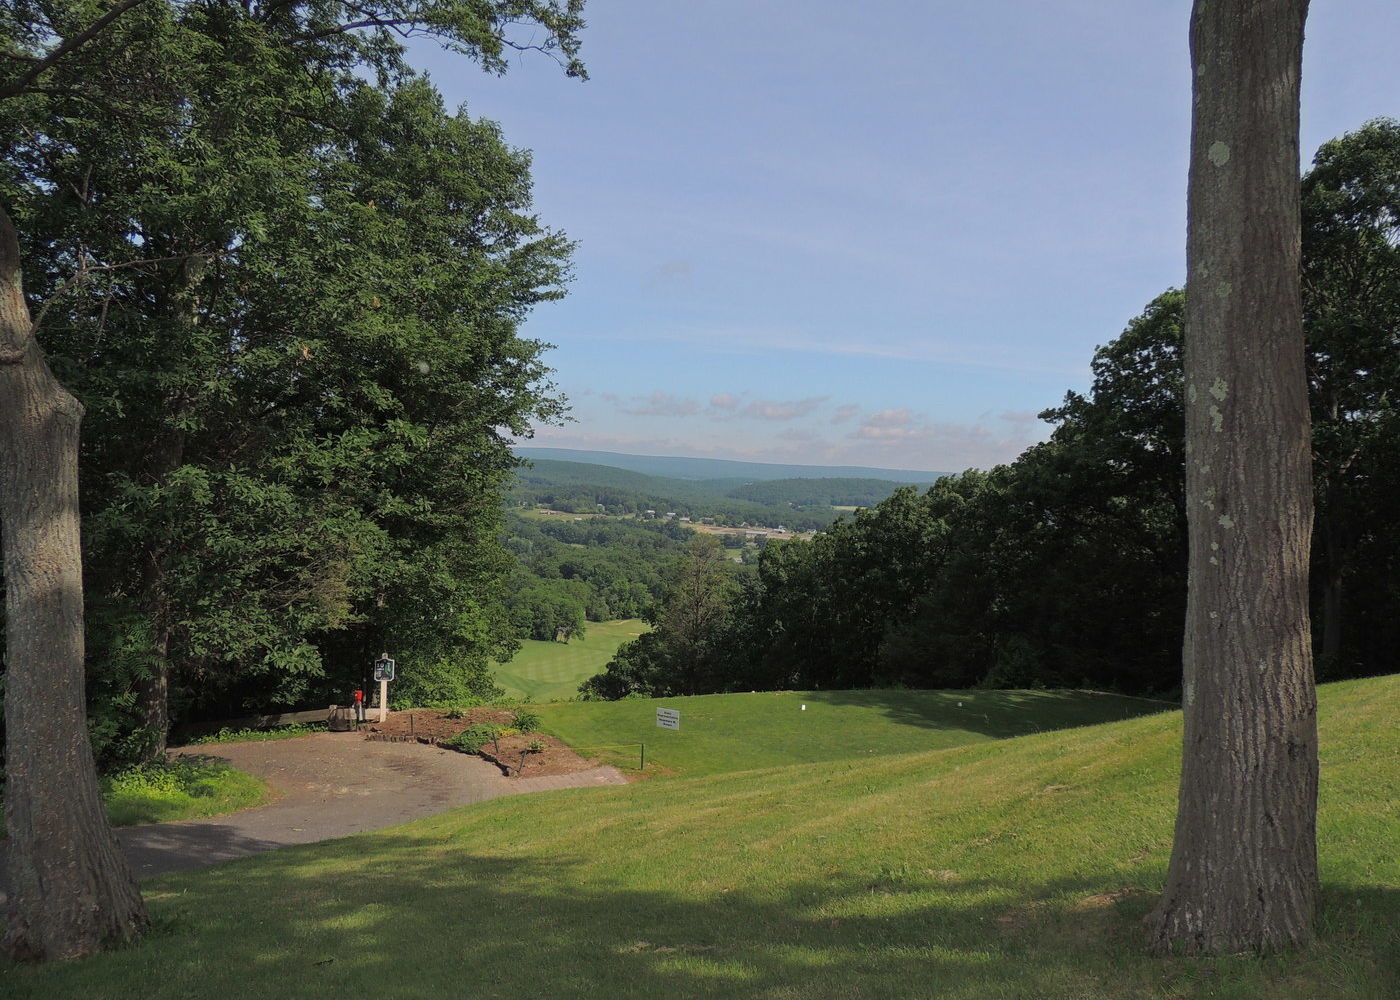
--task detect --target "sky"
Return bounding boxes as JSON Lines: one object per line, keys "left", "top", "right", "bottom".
{"left": 408, "top": 2, "right": 1400, "bottom": 475}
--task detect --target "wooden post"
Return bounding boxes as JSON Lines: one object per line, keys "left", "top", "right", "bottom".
{"left": 379, "top": 678, "right": 388, "bottom": 723}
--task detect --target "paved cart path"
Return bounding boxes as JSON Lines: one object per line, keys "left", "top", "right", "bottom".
{"left": 2, "top": 733, "right": 626, "bottom": 889}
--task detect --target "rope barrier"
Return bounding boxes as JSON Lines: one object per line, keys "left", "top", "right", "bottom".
{"left": 567, "top": 742, "right": 647, "bottom": 769}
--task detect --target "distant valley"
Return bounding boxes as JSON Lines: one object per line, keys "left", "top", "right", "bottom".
{"left": 510, "top": 449, "right": 948, "bottom": 532}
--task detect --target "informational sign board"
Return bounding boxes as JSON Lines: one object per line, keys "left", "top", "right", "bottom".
{"left": 373, "top": 657, "right": 396, "bottom": 682}
{"left": 656, "top": 707, "right": 680, "bottom": 730}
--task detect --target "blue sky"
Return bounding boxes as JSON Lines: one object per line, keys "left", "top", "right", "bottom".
{"left": 409, "top": 2, "right": 1400, "bottom": 474}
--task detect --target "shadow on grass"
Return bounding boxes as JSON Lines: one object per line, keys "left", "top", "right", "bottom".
{"left": 4, "top": 836, "right": 1394, "bottom": 1000}
{"left": 802, "top": 688, "right": 1174, "bottom": 741}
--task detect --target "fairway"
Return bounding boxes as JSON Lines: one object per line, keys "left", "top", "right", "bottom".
{"left": 492, "top": 619, "right": 648, "bottom": 702}
{"left": 7, "top": 676, "right": 1394, "bottom": 1000}
{"left": 537, "top": 688, "right": 1174, "bottom": 776}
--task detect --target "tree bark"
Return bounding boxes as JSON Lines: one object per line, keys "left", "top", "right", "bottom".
{"left": 0, "top": 205, "right": 148, "bottom": 961}
{"left": 1148, "top": 0, "right": 1317, "bottom": 956}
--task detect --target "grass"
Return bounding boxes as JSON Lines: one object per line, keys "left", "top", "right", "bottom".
{"left": 3, "top": 676, "right": 1396, "bottom": 999}
{"left": 492, "top": 618, "right": 649, "bottom": 702}
{"left": 536, "top": 687, "right": 1174, "bottom": 776}
{"left": 100, "top": 756, "right": 269, "bottom": 827}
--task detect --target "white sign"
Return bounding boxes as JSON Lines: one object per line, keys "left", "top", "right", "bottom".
{"left": 373, "top": 657, "right": 396, "bottom": 682}
{"left": 656, "top": 707, "right": 680, "bottom": 730}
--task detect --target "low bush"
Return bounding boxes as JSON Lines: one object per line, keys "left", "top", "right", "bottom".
{"left": 510, "top": 709, "right": 542, "bottom": 733}
{"left": 444, "top": 723, "right": 500, "bottom": 754}
{"left": 187, "top": 722, "right": 326, "bottom": 745}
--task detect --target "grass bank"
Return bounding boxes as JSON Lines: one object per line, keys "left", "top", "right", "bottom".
{"left": 492, "top": 618, "right": 648, "bottom": 702}
{"left": 536, "top": 687, "right": 1172, "bottom": 776}
{"left": 3, "top": 676, "right": 1395, "bottom": 999}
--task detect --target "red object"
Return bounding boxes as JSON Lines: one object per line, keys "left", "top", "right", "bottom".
{"left": 353, "top": 689, "right": 363, "bottom": 704}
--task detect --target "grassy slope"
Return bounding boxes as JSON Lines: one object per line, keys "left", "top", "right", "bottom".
{"left": 536, "top": 688, "right": 1172, "bottom": 775}
{"left": 5, "top": 676, "right": 1396, "bottom": 1000}
{"left": 492, "top": 619, "right": 649, "bottom": 702}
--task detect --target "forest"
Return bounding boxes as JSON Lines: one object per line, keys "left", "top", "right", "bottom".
{"left": 581, "top": 119, "right": 1400, "bottom": 702}
{"left": 502, "top": 512, "right": 692, "bottom": 641}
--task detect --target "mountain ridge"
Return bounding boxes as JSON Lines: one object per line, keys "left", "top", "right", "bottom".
{"left": 513, "top": 446, "right": 948, "bottom": 483}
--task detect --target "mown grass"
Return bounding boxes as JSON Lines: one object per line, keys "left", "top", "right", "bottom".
{"left": 101, "top": 756, "right": 269, "bottom": 827}
{"left": 3, "top": 676, "right": 1395, "bottom": 1000}
{"left": 536, "top": 687, "right": 1173, "bottom": 776}
{"left": 492, "top": 618, "right": 648, "bottom": 702}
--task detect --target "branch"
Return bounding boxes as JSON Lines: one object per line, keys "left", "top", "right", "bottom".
{"left": 30, "top": 251, "right": 222, "bottom": 336}
{"left": 290, "top": 16, "right": 429, "bottom": 43}
{"left": 0, "top": 0, "right": 157, "bottom": 102}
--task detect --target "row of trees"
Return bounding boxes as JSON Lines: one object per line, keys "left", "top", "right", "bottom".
{"left": 584, "top": 119, "right": 1400, "bottom": 702}
{"left": 1, "top": 0, "right": 585, "bottom": 960}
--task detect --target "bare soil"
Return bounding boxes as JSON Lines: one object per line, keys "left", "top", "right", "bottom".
{"left": 363, "top": 708, "right": 602, "bottom": 778}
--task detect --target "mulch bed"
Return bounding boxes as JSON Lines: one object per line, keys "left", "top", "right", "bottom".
{"left": 361, "top": 708, "right": 601, "bottom": 778}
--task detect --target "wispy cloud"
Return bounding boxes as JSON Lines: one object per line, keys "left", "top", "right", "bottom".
{"left": 609, "top": 389, "right": 838, "bottom": 424}
{"left": 573, "top": 325, "right": 1090, "bottom": 378}
{"left": 738, "top": 395, "right": 829, "bottom": 421}
{"left": 617, "top": 391, "right": 701, "bottom": 417}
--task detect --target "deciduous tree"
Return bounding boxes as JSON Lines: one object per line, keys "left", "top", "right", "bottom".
{"left": 0, "top": 0, "right": 585, "bottom": 961}
{"left": 1147, "top": 0, "right": 1317, "bottom": 955}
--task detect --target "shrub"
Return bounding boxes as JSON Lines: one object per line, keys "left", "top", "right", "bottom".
{"left": 444, "top": 723, "right": 499, "bottom": 754}
{"left": 510, "top": 709, "right": 542, "bottom": 733}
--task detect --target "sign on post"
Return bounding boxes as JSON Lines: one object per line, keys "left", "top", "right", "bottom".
{"left": 656, "top": 707, "right": 680, "bottom": 730}
{"left": 373, "top": 653, "right": 396, "bottom": 722}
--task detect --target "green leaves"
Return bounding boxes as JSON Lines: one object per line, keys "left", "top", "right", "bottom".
{"left": 3, "top": 0, "right": 582, "bottom": 736}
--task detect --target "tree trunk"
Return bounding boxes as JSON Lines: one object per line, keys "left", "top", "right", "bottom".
{"left": 0, "top": 206, "right": 148, "bottom": 961}
{"left": 1147, "top": 0, "right": 1317, "bottom": 956}
{"left": 139, "top": 630, "right": 171, "bottom": 757}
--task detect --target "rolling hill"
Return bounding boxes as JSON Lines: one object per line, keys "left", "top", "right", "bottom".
{"left": 514, "top": 447, "right": 947, "bottom": 484}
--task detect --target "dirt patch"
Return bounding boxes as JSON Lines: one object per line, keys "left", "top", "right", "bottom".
{"left": 362, "top": 708, "right": 601, "bottom": 779}
{"left": 1073, "top": 888, "right": 1146, "bottom": 911}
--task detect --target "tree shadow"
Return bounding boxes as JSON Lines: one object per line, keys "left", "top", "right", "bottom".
{"left": 801, "top": 688, "right": 1174, "bottom": 740}
{"left": 4, "top": 837, "right": 1392, "bottom": 999}
{"left": 118, "top": 822, "right": 290, "bottom": 878}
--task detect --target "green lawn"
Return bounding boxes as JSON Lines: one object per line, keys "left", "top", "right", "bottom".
{"left": 492, "top": 618, "right": 648, "bottom": 702}
{"left": 536, "top": 687, "right": 1174, "bottom": 776}
{"left": 4, "top": 676, "right": 1396, "bottom": 999}
{"left": 101, "top": 756, "right": 269, "bottom": 827}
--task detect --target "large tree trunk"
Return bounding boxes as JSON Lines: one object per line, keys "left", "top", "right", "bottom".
{"left": 0, "top": 206, "right": 148, "bottom": 960}
{"left": 1147, "top": 0, "right": 1317, "bottom": 956}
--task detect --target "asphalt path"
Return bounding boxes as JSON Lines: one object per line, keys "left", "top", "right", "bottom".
{"left": 1, "top": 733, "right": 626, "bottom": 889}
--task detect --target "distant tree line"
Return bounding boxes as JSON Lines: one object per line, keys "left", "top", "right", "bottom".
{"left": 511, "top": 473, "right": 842, "bottom": 530}
{"left": 583, "top": 121, "right": 1400, "bottom": 700}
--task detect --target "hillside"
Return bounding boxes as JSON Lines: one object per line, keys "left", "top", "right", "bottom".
{"left": 725, "top": 477, "right": 917, "bottom": 508}
{"left": 10, "top": 675, "right": 1394, "bottom": 1000}
{"left": 510, "top": 458, "right": 855, "bottom": 530}
{"left": 534, "top": 687, "right": 1168, "bottom": 776}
